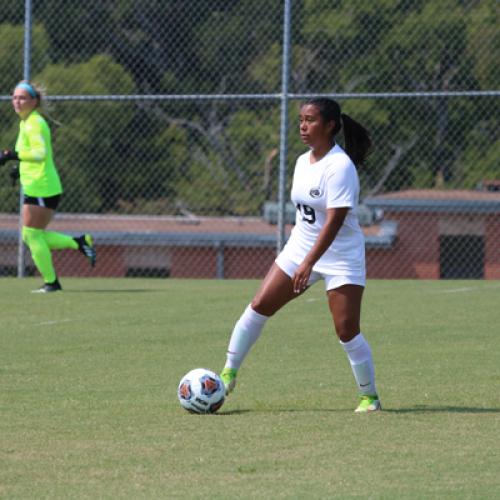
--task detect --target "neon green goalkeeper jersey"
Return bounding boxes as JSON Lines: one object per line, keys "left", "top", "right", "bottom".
{"left": 15, "top": 110, "right": 62, "bottom": 197}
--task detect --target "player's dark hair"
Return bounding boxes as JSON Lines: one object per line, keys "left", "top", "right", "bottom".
{"left": 303, "top": 97, "right": 372, "bottom": 166}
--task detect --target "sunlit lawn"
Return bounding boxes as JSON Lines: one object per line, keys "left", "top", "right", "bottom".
{"left": 1, "top": 278, "right": 499, "bottom": 498}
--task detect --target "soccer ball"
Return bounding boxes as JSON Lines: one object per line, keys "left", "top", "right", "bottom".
{"left": 177, "top": 368, "right": 225, "bottom": 414}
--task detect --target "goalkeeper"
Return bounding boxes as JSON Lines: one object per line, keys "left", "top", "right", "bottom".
{"left": 0, "top": 80, "right": 96, "bottom": 292}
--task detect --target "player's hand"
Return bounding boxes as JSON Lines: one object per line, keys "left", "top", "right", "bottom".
{"left": 292, "top": 261, "right": 313, "bottom": 294}
{"left": 0, "top": 150, "right": 19, "bottom": 165}
{"left": 9, "top": 164, "right": 20, "bottom": 186}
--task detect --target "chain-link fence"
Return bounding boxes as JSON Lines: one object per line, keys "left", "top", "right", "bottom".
{"left": 0, "top": 0, "right": 499, "bottom": 280}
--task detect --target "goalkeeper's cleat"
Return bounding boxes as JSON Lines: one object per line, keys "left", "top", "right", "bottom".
{"left": 220, "top": 367, "right": 238, "bottom": 395}
{"left": 32, "top": 278, "right": 62, "bottom": 293}
{"left": 75, "top": 234, "right": 96, "bottom": 267}
{"left": 355, "top": 394, "right": 381, "bottom": 413}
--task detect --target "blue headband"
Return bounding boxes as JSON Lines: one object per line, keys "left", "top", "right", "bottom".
{"left": 16, "top": 82, "right": 37, "bottom": 98}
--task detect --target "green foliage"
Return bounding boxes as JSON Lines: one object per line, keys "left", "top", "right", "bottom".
{"left": 295, "top": 1, "right": 498, "bottom": 195}
{"left": 194, "top": 0, "right": 282, "bottom": 94}
{"left": 378, "top": 2, "right": 473, "bottom": 91}
{"left": 172, "top": 106, "right": 281, "bottom": 216}
{"left": 0, "top": 100, "right": 19, "bottom": 211}
{"left": 35, "top": 55, "right": 136, "bottom": 212}
{"left": 0, "top": 23, "right": 50, "bottom": 93}
{"left": 0, "top": 1, "right": 498, "bottom": 213}
{"left": 35, "top": 1, "right": 116, "bottom": 64}
{"left": 460, "top": 117, "right": 500, "bottom": 189}
{"left": 467, "top": 0, "right": 500, "bottom": 90}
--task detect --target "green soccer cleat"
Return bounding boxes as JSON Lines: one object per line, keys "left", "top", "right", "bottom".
{"left": 220, "top": 367, "right": 238, "bottom": 395}
{"left": 355, "top": 394, "right": 381, "bottom": 413}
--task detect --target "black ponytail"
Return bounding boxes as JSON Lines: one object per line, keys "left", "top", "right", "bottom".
{"left": 340, "top": 113, "right": 372, "bottom": 167}
{"left": 303, "top": 97, "right": 372, "bottom": 166}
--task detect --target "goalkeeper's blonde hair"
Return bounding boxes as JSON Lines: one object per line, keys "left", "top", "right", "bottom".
{"left": 17, "top": 80, "right": 62, "bottom": 127}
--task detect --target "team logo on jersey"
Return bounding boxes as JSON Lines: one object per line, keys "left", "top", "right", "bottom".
{"left": 309, "top": 187, "right": 322, "bottom": 198}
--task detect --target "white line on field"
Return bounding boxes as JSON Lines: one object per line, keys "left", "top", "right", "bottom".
{"left": 443, "top": 287, "right": 476, "bottom": 293}
{"left": 36, "top": 318, "right": 77, "bottom": 326}
{"left": 442, "top": 284, "right": 500, "bottom": 294}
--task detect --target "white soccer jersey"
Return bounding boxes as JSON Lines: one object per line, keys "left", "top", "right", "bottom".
{"left": 282, "top": 144, "right": 365, "bottom": 275}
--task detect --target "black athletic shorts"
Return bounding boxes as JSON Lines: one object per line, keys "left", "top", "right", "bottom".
{"left": 23, "top": 194, "right": 61, "bottom": 210}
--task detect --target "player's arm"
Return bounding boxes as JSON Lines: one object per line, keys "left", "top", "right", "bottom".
{"left": 303, "top": 207, "right": 348, "bottom": 265}
{"left": 291, "top": 207, "right": 348, "bottom": 293}
{"left": 17, "top": 121, "right": 47, "bottom": 162}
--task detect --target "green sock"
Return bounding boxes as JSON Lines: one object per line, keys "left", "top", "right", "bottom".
{"left": 44, "top": 230, "right": 78, "bottom": 250}
{"left": 22, "top": 226, "right": 57, "bottom": 283}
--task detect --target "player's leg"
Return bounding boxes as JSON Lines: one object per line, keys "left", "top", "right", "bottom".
{"left": 43, "top": 231, "right": 96, "bottom": 267}
{"left": 251, "top": 262, "right": 305, "bottom": 316}
{"left": 22, "top": 202, "right": 61, "bottom": 292}
{"left": 221, "top": 259, "right": 313, "bottom": 393}
{"left": 43, "top": 230, "right": 78, "bottom": 250}
{"left": 36, "top": 195, "right": 96, "bottom": 267}
{"left": 326, "top": 281, "right": 380, "bottom": 412}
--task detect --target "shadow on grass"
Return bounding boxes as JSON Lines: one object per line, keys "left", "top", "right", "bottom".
{"left": 219, "top": 406, "right": 500, "bottom": 415}
{"left": 384, "top": 405, "right": 500, "bottom": 414}
{"left": 217, "top": 409, "right": 253, "bottom": 416}
{"left": 65, "top": 289, "right": 163, "bottom": 293}
{"left": 218, "top": 408, "right": 347, "bottom": 415}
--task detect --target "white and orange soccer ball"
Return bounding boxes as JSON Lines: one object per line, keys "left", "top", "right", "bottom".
{"left": 177, "top": 368, "right": 225, "bottom": 414}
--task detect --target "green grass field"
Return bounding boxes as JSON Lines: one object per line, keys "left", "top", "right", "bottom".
{"left": 1, "top": 278, "right": 499, "bottom": 498}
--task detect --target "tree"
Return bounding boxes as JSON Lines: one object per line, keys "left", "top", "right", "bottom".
{"left": 36, "top": 55, "right": 135, "bottom": 212}
{"left": 1, "top": 1, "right": 497, "bottom": 215}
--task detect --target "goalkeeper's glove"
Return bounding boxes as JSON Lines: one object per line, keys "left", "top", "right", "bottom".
{"left": 0, "top": 149, "right": 19, "bottom": 166}
{"left": 9, "top": 164, "right": 20, "bottom": 186}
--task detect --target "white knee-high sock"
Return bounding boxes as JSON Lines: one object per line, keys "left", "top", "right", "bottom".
{"left": 340, "top": 333, "right": 377, "bottom": 396}
{"left": 225, "top": 305, "right": 269, "bottom": 370}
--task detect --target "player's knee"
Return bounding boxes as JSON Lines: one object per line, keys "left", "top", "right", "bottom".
{"left": 22, "top": 226, "right": 33, "bottom": 244}
{"left": 334, "top": 317, "right": 359, "bottom": 341}
{"left": 250, "top": 298, "right": 275, "bottom": 317}
{"left": 22, "top": 226, "right": 42, "bottom": 246}
{"left": 250, "top": 298, "right": 267, "bottom": 315}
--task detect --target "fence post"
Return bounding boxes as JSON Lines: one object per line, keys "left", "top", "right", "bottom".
{"left": 17, "top": 0, "right": 32, "bottom": 278}
{"left": 277, "top": 0, "right": 292, "bottom": 254}
{"left": 216, "top": 241, "right": 225, "bottom": 279}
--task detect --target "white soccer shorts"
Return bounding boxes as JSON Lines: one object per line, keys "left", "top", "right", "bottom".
{"left": 275, "top": 251, "right": 366, "bottom": 291}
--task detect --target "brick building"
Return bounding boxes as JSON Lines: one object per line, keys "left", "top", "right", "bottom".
{"left": 365, "top": 190, "right": 500, "bottom": 279}
{"left": 1, "top": 189, "right": 498, "bottom": 280}
{"left": 0, "top": 212, "right": 395, "bottom": 279}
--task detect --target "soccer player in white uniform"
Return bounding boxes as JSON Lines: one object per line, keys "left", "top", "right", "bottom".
{"left": 220, "top": 98, "right": 380, "bottom": 412}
